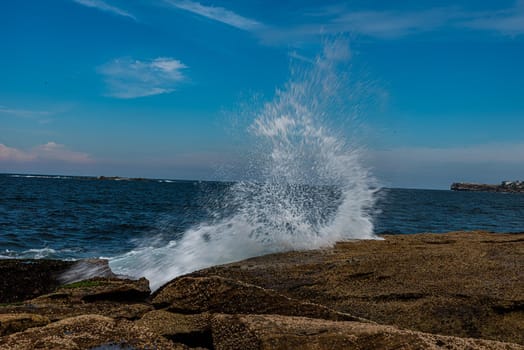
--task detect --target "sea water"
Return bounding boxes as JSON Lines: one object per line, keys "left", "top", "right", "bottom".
{"left": 1, "top": 174, "right": 524, "bottom": 285}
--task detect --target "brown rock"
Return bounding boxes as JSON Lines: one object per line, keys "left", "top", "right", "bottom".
{"left": 0, "top": 314, "right": 185, "bottom": 350}
{"left": 32, "top": 277, "right": 150, "bottom": 304}
{"left": 136, "top": 310, "right": 213, "bottom": 348}
{"left": 0, "top": 313, "right": 50, "bottom": 336}
{"left": 211, "top": 314, "right": 524, "bottom": 350}
{"left": 1, "top": 277, "right": 153, "bottom": 322}
{"left": 0, "top": 259, "right": 114, "bottom": 303}
{"left": 191, "top": 231, "right": 524, "bottom": 345}
{"left": 0, "top": 300, "right": 153, "bottom": 323}
{"left": 153, "top": 275, "right": 363, "bottom": 322}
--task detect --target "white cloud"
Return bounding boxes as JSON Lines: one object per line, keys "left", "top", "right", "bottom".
{"left": 259, "top": 1, "right": 524, "bottom": 44}
{"left": 0, "top": 106, "right": 52, "bottom": 118}
{"left": 461, "top": 1, "right": 524, "bottom": 35}
{"left": 98, "top": 57, "right": 187, "bottom": 99}
{"left": 261, "top": 7, "right": 462, "bottom": 44}
{"left": 34, "top": 142, "right": 92, "bottom": 163}
{"left": 0, "top": 144, "right": 35, "bottom": 162}
{"left": 333, "top": 8, "right": 457, "bottom": 38}
{"left": 163, "top": 0, "right": 262, "bottom": 31}
{"left": 73, "top": 0, "right": 136, "bottom": 20}
{"left": 0, "top": 142, "right": 92, "bottom": 163}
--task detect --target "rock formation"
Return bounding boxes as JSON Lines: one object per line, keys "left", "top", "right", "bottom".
{"left": 451, "top": 181, "right": 524, "bottom": 193}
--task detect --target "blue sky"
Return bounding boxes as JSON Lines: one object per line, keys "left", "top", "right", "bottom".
{"left": 1, "top": 0, "right": 523, "bottom": 188}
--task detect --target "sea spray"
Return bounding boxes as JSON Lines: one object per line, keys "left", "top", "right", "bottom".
{"left": 109, "top": 40, "right": 380, "bottom": 291}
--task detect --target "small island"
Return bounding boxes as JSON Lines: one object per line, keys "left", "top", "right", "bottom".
{"left": 451, "top": 180, "right": 524, "bottom": 193}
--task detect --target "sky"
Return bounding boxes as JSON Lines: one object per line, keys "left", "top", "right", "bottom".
{"left": 1, "top": 0, "right": 523, "bottom": 189}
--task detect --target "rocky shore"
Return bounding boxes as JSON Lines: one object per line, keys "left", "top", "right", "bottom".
{"left": 1, "top": 231, "right": 523, "bottom": 349}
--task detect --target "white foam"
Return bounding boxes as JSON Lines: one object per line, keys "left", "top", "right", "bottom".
{"left": 9, "top": 174, "right": 73, "bottom": 180}
{"left": 109, "top": 39, "right": 380, "bottom": 291}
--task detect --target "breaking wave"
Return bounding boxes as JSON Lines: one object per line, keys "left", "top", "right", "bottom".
{"left": 109, "top": 40, "right": 379, "bottom": 290}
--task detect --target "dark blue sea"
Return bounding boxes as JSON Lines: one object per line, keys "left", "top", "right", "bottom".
{"left": 1, "top": 173, "right": 523, "bottom": 261}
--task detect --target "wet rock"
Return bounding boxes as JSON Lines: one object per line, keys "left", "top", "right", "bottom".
{"left": 32, "top": 277, "right": 151, "bottom": 304}
{"left": 0, "top": 313, "right": 50, "bottom": 336}
{"left": 210, "top": 314, "right": 523, "bottom": 350}
{"left": 153, "top": 276, "right": 363, "bottom": 322}
{"left": 0, "top": 259, "right": 115, "bottom": 303}
{"left": 0, "top": 314, "right": 185, "bottom": 350}
{"left": 136, "top": 310, "right": 213, "bottom": 348}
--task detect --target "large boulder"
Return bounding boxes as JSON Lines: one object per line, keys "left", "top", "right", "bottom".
{"left": 0, "top": 314, "right": 185, "bottom": 350}
{"left": 152, "top": 276, "right": 364, "bottom": 322}
{"left": 0, "top": 313, "right": 50, "bottom": 336}
{"left": 210, "top": 314, "right": 524, "bottom": 350}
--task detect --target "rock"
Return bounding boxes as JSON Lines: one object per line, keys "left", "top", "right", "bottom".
{"left": 0, "top": 313, "right": 50, "bottom": 336}
{"left": 0, "top": 259, "right": 115, "bottom": 303}
{"left": 210, "top": 314, "right": 524, "bottom": 350}
{"left": 451, "top": 181, "right": 524, "bottom": 193}
{"left": 0, "top": 301, "right": 154, "bottom": 323}
{"left": 153, "top": 276, "right": 363, "bottom": 322}
{"left": 190, "top": 231, "right": 524, "bottom": 345}
{"left": 1, "top": 277, "right": 153, "bottom": 322}
{"left": 32, "top": 277, "right": 150, "bottom": 304}
{"left": 0, "top": 259, "right": 107, "bottom": 303}
{"left": 136, "top": 310, "right": 213, "bottom": 348}
{"left": 0, "top": 314, "right": 185, "bottom": 350}
{"left": 2, "top": 277, "right": 153, "bottom": 322}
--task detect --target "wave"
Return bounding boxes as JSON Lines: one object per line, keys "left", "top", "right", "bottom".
{"left": 8, "top": 174, "right": 74, "bottom": 180}
{"left": 109, "top": 39, "right": 379, "bottom": 291}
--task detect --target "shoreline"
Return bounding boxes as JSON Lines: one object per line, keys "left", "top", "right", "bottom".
{"left": 1, "top": 231, "right": 523, "bottom": 349}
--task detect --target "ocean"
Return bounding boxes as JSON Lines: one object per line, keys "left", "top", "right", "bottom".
{"left": 2, "top": 174, "right": 523, "bottom": 287}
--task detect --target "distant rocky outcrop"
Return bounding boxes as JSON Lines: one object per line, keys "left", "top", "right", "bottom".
{"left": 451, "top": 180, "right": 524, "bottom": 193}
{"left": 1, "top": 231, "right": 523, "bottom": 349}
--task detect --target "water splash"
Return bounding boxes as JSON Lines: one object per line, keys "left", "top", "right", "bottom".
{"left": 109, "top": 40, "right": 379, "bottom": 291}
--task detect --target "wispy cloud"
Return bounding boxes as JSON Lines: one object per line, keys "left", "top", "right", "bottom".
{"left": 261, "top": 7, "right": 462, "bottom": 44}
{"left": 163, "top": 0, "right": 262, "bottom": 31}
{"left": 0, "top": 144, "right": 35, "bottom": 162}
{"left": 332, "top": 8, "right": 458, "bottom": 38}
{"left": 73, "top": 0, "right": 136, "bottom": 21}
{"left": 259, "top": 1, "right": 524, "bottom": 44}
{"left": 0, "top": 142, "right": 93, "bottom": 163}
{"left": 0, "top": 106, "right": 53, "bottom": 118}
{"left": 461, "top": 0, "right": 524, "bottom": 35}
{"left": 98, "top": 57, "right": 187, "bottom": 99}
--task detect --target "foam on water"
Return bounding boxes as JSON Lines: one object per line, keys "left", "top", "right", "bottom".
{"left": 109, "top": 40, "right": 379, "bottom": 291}
{"left": 1, "top": 247, "right": 82, "bottom": 260}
